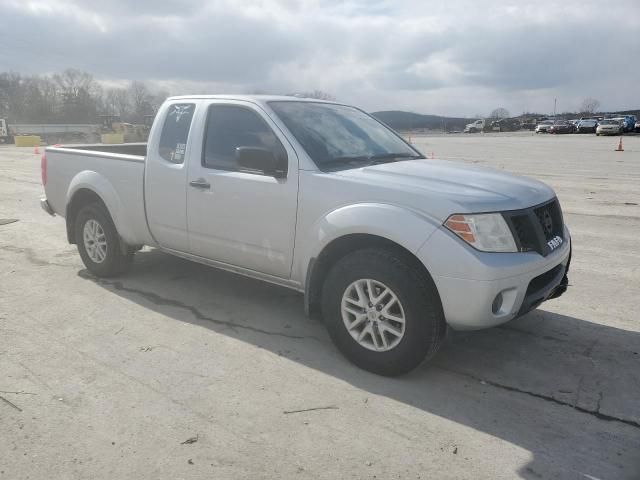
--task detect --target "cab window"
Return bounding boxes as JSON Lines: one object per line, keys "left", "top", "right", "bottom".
{"left": 158, "top": 103, "right": 195, "bottom": 164}
{"left": 202, "top": 105, "right": 286, "bottom": 172}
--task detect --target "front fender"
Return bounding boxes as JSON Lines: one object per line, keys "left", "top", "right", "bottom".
{"left": 66, "top": 171, "right": 136, "bottom": 244}
{"left": 295, "top": 202, "right": 441, "bottom": 286}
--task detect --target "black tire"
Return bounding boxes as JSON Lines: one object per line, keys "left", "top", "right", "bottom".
{"left": 75, "top": 203, "right": 133, "bottom": 277}
{"left": 321, "top": 248, "right": 446, "bottom": 376}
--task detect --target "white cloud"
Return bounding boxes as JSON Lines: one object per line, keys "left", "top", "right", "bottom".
{"left": 0, "top": 0, "right": 638, "bottom": 116}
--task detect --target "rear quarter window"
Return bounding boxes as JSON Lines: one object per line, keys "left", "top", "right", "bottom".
{"left": 158, "top": 103, "right": 195, "bottom": 164}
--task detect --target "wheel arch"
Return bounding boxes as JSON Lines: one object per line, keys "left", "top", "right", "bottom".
{"left": 304, "top": 233, "right": 439, "bottom": 318}
{"left": 65, "top": 171, "right": 132, "bottom": 245}
{"left": 299, "top": 203, "right": 441, "bottom": 318}
{"left": 65, "top": 188, "right": 111, "bottom": 244}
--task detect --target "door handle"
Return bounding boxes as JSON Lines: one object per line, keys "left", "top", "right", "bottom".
{"left": 189, "top": 178, "right": 211, "bottom": 189}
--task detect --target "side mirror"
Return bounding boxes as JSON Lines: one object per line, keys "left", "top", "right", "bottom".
{"left": 235, "top": 147, "right": 287, "bottom": 178}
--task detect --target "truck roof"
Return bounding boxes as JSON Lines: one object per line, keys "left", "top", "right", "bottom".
{"left": 166, "top": 94, "right": 337, "bottom": 106}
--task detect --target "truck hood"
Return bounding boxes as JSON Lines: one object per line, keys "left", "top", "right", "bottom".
{"left": 333, "top": 159, "right": 555, "bottom": 220}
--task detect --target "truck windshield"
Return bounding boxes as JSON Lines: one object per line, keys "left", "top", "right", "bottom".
{"left": 269, "top": 101, "right": 423, "bottom": 171}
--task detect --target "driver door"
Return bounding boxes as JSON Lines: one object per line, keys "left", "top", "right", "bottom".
{"left": 186, "top": 101, "right": 298, "bottom": 279}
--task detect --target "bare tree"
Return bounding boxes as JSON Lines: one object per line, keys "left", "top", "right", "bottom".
{"left": 149, "top": 89, "right": 170, "bottom": 115}
{"left": 23, "top": 76, "right": 58, "bottom": 122}
{"left": 0, "top": 72, "right": 27, "bottom": 121}
{"left": 35, "top": 76, "right": 59, "bottom": 121}
{"left": 489, "top": 107, "right": 510, "bottom": 119}
{"left": 128, "top": 81, "right": 152, "bottom": 123}
{"left": 580, "top": 97, "right": 600, "bottom": 114}
{"left": 52, "top": 69, "right": 100, "bottom": 122}
{"left": 105, "top": 88, "right": 130, "bottom": 118}
{"left": 53, "top": 69, "right": 95, "bottom": 98}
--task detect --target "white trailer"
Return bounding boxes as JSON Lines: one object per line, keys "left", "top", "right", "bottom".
{"left": 0, "top": 118, "right": 10, "bottom": 143}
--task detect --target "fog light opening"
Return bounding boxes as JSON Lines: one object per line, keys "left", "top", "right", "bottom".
{"left": 492, "top": 293, "right": 504, "bottom": 315}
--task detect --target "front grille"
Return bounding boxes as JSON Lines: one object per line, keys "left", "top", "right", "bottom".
{"left": 534, "top": 201, "right": 563, "bottom": 241}
{"left": 503, "top": 198, "right": 564, "bottom": 256}
{"left": 511, "top": 214, "right": 537, "bottom": 251}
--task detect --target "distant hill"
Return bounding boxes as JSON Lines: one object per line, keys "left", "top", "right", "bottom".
{"left": 372, "top": 110, "right": 474, "bottom": 131}
{"left": 613, "top": 109, "right": 640, "bottom": 116}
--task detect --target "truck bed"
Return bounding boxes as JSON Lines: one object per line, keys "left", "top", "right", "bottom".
{"left": 43, "top": 143, "right": 154, "bottom": 246}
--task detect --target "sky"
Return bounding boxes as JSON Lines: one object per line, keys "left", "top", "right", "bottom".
{"left": 0, "top": 0, "right": 638, "bottom": 117}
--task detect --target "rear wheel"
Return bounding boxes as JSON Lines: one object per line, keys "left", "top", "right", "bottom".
{"left": 75, "top": 203, "right": 133, "bottom": 277}
{"left": 321, "top": 248, "right": 446, "bottom": 376}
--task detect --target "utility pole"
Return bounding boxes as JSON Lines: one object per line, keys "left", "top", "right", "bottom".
{"left": 553, "top": 98, "right": 557, "bottom": 117}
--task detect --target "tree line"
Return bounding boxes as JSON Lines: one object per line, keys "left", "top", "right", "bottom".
{"left": 0, "top": 69, "right": 168, "bottom": 124}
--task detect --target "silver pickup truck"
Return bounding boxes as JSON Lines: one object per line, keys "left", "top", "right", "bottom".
{"left": 41, "top": 95, "right": 571, "bottom": 375}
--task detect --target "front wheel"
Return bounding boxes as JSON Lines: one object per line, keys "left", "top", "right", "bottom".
{"left": 321, "top": 249, "right": 446, "bottom": 376}
{"left": 75, "top": 203, "right": 133, "bottom": 277}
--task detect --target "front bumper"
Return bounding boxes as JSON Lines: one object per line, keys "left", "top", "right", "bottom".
{"left": 417, "top": 226, "right": 571, "bottom": 330}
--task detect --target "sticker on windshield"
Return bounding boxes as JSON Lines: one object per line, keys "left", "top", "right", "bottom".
{"left": 172, "top": 143, "right": 186, "bottom": 161}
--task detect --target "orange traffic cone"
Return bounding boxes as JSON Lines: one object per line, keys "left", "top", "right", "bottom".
{"left": 33, "top": 145, "right": 39, "bottom": 155}
{"left": 615, "top": 137, "right": 624, "bottom": 152}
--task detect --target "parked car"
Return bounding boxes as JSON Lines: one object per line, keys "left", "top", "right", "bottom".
{"left": 490, "top": 118, "right": 522, "bottom": 132}
{"left": 619, "top": 115, "right": 636, "bottom": 133}
{"left": 548, "top": 121, "right": 576, "bottom": 134}
{"left": 41, "top": 95, "right": 571, "bottom": 376}
{"left": 535, "top": 120, "right": 555, "bottom": 133}
{"left": 596, "top": 119, "right": 623, "bottom": 136}
{"left": 464, "top": 119, "right": 485, "bottom": 133}
{"left": 635, "top": 119, "right": 640, "bottom": 133}
{"left": 576, "top": 119, "right": 598, "bottom": 133}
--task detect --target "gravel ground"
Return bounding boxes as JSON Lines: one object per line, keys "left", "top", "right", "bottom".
{"left": 1, "top": 132, "right": 639, "bottom": 479}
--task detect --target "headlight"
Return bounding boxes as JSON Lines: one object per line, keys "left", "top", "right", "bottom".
{"left": 444, "top": 213, "right": 517, "bottom": 252}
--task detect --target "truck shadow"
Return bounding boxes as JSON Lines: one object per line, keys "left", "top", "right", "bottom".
{"left": 79, "top": 249, "right": 640, "bottom": 480}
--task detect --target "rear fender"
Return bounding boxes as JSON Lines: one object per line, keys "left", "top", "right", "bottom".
{"left": 66, "top": 171, "right": 135, "bottom": 244}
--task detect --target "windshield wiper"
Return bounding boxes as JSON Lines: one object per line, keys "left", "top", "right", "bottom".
{"left": 321, "top": 153, "right": 424, "bottom": 170}
{"left": 367, "top": 153, "right": 425, "bottom": 163}
{"left": 320, "top": 156, "right": 372, "bottom": 169}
